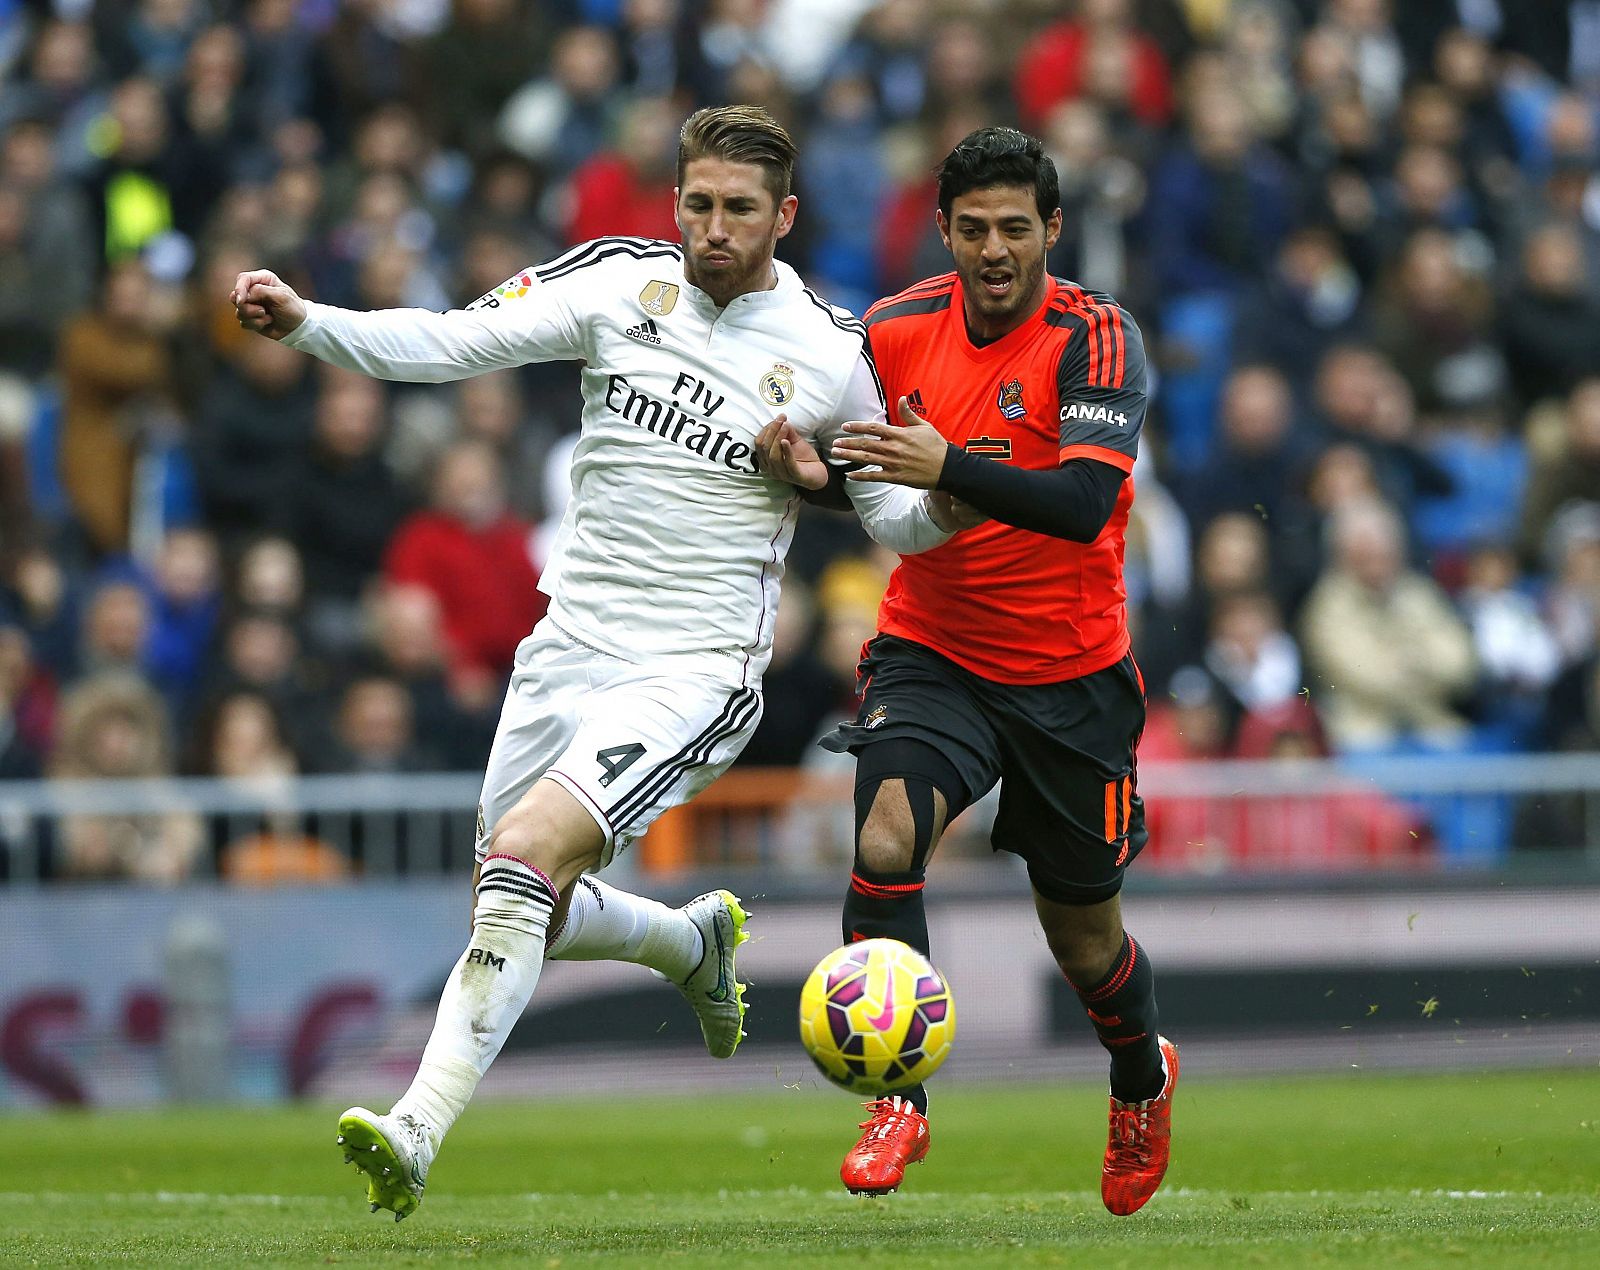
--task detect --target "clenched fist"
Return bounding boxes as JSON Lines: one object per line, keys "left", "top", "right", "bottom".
{"left": 230, "top": 270, "right": 308, "bottom": 340}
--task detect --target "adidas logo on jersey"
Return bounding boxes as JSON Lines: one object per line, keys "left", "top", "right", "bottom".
{"left": 625, "top": 318, "right": 662, "bottom": 344}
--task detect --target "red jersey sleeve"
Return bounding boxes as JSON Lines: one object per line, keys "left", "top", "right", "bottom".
{"left": 1053, "top": 296, "right": 1147, "bottom": 473}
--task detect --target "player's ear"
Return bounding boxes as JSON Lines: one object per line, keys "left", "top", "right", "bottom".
{"left": 1044, "top": 207, "right": 1063, "bottom": 251}
{"left": 936, "top": 209, "right": 952, "bottom": 252}
{"left": 775, "top": 193, "right": 798, "bottom": 240}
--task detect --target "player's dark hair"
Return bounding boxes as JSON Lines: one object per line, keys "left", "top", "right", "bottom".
{"left": 936, "top": 126, "right": 1060, "bottom": 223}
{"left": 677, "top": 105, "right": 797, "bottom": 203}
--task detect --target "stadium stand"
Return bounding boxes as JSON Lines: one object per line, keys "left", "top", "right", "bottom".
{"left": 4, "top": 0, "right": 1600, "bottom": 880}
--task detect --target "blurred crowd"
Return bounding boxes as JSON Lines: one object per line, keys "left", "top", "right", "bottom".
{"left": 5, "top": 0, "right": 1600, "bottom": 879}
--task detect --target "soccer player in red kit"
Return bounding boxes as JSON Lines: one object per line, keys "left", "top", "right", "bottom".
{"left": 758, "top": 127, "right": 1176, "bottom": 1213}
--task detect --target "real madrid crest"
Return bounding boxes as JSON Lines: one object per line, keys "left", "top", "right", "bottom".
{"left": 759, "top": 362, "right": 797, "bottom": 407}
{"left": 639, "top": 280, "right": 679, "bottom": 315}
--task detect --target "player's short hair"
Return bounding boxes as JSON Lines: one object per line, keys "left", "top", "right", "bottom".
{"left": 936, "top": 126, "right": 1061, "bottom": 224}
{"left": 677, "top": 105, "right": 797, "bottom": 203}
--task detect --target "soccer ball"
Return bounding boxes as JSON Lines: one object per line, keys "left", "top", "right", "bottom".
{"left": 798, "top": 938, "right": 956, "bottom": 1094}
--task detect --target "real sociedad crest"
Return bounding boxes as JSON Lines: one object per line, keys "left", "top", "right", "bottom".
{"left": 639, "top": 280, "right": 680, "bottom": 315}
{"left": 996, "top": 378, "right": 1026, "bottom": 420}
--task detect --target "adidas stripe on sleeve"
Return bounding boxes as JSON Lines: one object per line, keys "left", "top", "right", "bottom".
{"left": 282, "top": 237, "right": 683, "bottom": 382}
{"left": 1049, "top": 289, "right": 1148, "bottom": 472}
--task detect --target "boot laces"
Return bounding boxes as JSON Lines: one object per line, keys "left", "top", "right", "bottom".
{"left": 1108, "top": 1103, "right": 1152, "bottom": 1168}
{"left": 857, "top": 1097, "right": 918, "bottom": 1146}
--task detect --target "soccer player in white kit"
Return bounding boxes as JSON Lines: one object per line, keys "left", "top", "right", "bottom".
{"left": 231, "top": 106, "right": 968, "bottom": 1220}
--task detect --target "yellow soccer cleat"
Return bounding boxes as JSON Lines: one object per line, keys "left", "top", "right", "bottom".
{"left": 336, "top": 1107, "right": 434, "bottom": 1222}
{"left": 674, "top": 890, "right": 751, "bottom": 1058}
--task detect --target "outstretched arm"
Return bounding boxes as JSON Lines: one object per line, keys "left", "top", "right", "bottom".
{"left": 229, "top": 263, "right": 586, "bottom": 383}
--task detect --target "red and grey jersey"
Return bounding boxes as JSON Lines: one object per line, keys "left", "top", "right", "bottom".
{"left": 1050, "top": 280, "right": 1146, "bottom": 474}
{"left": 864, "top": 274, "right": 1148, "bottom": 685}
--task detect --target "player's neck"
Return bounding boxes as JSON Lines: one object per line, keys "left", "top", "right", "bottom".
{"left": 686, "top": 261, "right": 779, "bottom": 308}
{"left": 961, "top": 275, "right": 1050, "bottom": 346}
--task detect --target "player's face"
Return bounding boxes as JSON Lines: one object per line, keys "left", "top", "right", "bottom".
{"left": 937, "top": 186, "right": 1062, "bottom": 340}
{"left": 676, "top": 157, "right": 798, "bottom": 306}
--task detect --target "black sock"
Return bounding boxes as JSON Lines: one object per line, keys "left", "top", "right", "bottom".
{"left": 843, "top": 865, "right": 930, "bottom": 1116}
{"left": 843, "top": 865, "right": 929, "bottom": 951}
{"left": 1070, "top": 932, "right": 1164, "bottom": 1103}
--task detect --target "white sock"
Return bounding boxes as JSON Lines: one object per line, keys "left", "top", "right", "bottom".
{"left": 546, "top": 876, "right": 703, "bottom": 981}
{"left": 390, "top": 855, "right": 557, "bottom": 1144}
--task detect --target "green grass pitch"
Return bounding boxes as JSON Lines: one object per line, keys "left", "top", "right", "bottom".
{"left": 3, "top": 1069, "right": 1597, "bottom": 1267}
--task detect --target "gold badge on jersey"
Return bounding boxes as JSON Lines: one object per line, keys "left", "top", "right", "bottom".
{"left": 759, "top": 362, "right": 797, "bottom": 406}
{"left": 639, "top": 280, "right": 679, "bottom": 315}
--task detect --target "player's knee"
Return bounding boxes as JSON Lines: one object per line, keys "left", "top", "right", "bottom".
{"left": 485, "top": 813, "right": 540, "bottom": 866}
{"left": 1043, "top": 920, "right": 1123, "bottom": 987}
{"left": 1054, "top": 942, "right": 1113, "bottom": 989}
{"left": 853, "top": 773, "right": 945, "bottom": 874}
{"left": 485, "top": 778, "right": 608, "bottom": 886}
{"left": 1037, "top": 889, "right": 1125, "bottom": 984}
{"left": 855, "top": 818, "right": 918, "bottom": 874}
{"left": 486, "top": 809, "right": 593, "bottom": 888}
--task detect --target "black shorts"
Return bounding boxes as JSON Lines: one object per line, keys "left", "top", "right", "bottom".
{"left": 821, "top": 634, "right": 1147, "bottom": 905}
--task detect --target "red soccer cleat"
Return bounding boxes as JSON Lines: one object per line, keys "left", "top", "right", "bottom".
{"left": 840, "top": 1095, "right": 931, "bottom": 1195}
{"left": 1101, "top": 1035, "right": 1179, "bottom": 1216}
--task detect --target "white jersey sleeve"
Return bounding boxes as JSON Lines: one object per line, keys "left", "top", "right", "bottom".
{"left": 818, "top": 353, "right": 952, "bottom": 556}
{"left": 279, "top": 250, "right": 600, "bottom": 380}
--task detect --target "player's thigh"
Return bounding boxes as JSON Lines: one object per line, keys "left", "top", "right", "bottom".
{"left": 474, "top": 624, "right": 594, "bottom": 862}
{"left": 825, "top": 635, "right": 1003, "bottom": 871}
{"left": 991, "top": 654, "right": 1148, "bottom": 906}
{"left": 545, "top": 669, "right": 762, "bottom": 867}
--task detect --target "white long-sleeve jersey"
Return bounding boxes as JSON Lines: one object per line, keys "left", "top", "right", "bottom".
{"left": 281, "top": 237, "right": 949, "bottom": 685}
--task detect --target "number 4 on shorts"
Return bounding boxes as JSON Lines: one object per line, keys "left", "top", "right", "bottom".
{"left": 596, "top": 743, "right": 646, "bottom": 787}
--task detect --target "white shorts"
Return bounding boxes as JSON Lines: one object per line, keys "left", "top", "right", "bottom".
{"left": 475, "top": 620, "right": 763, "bottom": 866}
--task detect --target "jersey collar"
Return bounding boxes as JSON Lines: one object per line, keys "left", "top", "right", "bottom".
{"left": 949, "top": 275, "right": 1057, "bottom": 360}
{"left": 678, "top": 258, "right": 800, "bottom": 313}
